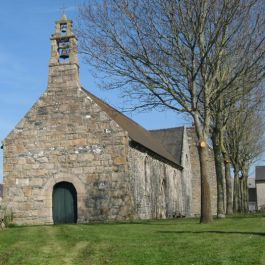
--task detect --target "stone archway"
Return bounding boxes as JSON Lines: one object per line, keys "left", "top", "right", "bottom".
{"left": 41, "top": 175, "right": 86, "bottom": 224}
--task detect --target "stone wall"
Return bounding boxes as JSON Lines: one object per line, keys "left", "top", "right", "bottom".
{"left": 186, "top": 128, "right": 217, "bottom": 216}
{"left": 3, "top": 63, "right": 134, "bottom": 225}
{"left": 128, "top": 144, "right": 189, "bottom": 219}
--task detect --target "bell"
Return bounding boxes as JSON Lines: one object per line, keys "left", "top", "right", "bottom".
{"left": 59, "top": 48, "right": 69, "bottom": 59}
{"left": 60, "top": 24, "right": 67, "bottom": 33}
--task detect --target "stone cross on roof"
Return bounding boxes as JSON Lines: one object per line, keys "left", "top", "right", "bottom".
{"left": 60, "top": 4, "right": 67, "bottom": 17}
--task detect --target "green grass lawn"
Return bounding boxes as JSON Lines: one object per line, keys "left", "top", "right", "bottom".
{"left": 0, "top": 217, "right": 265, "bottom": 265}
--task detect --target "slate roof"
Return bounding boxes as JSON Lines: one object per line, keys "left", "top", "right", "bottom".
{"left": 81, "top": 88, "right": 182, "bottom": 169}
{"left": 0, "top": 184, "right": 3, "bottom": 198}
{"left": 149, "top": 127, "right": 184, "bottom": 165}
{"left": 256, "top": 166, "right": 265, "bottom": 181}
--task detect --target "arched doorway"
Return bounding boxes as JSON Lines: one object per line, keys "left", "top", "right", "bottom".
{"left": 52, "top": 182, "right": 77, "bottom": 224}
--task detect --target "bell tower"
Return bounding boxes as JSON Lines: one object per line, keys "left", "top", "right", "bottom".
{"left": 49, "top": 14, "right": 78, "bottom": 66}
{"left": 48, "top": 15, "right": 80, "bottom": 88}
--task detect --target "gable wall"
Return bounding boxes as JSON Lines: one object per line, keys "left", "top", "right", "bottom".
{"left": 3, "top": 64, "right": 134, "bottom": 224}
{"left": 180, "top": 127, "right": 193, "bottom": 216}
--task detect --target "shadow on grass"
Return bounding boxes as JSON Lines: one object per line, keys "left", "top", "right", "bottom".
{"left": 157, "top": 230, "right": 265, "bottom": 236}
{"left": 229, "top": 214, "right": 265, "bottom": 219}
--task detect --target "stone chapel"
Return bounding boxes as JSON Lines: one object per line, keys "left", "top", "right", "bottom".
{"left": 2, "top": 16, "right": 217, "bottom": 225}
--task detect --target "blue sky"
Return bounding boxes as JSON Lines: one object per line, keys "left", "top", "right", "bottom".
{"left": 0, "top": 1, "right": 191, "bottom": 183}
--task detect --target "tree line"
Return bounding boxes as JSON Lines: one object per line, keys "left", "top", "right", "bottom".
{"left": 77, "top": 0, "right": 265, "bottom": 223}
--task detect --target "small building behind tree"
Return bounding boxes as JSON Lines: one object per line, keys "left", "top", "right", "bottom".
{"left": 256, "top": 166, "right": 265, "bottom": 211}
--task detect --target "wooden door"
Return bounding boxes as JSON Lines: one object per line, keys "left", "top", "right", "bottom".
{"left": 52, "top": 182, "right": 77, "bottom": 224}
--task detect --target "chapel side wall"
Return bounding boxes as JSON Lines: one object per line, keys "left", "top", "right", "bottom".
{"left": 128, "top": 145, "right": 186, "bottom": 219}
{"left": 3, "top": 65, "right": 134, "bottom": 225}
{"left": 186, "top": 128, "right": 217, "bottom": 216}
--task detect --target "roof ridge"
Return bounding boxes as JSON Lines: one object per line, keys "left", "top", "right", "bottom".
{"left": 149, "top": 126, "right": 185, "bottom": 132}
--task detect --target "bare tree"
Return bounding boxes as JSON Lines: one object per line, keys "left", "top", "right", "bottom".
{"left": 225, "top": 88, "right": 265, "bottom": 213}
{"left": 211, "top": 72, "right": 264, "bottom": 217}
{"left": 78, "top": 0, "right": 265, "bottom": 223}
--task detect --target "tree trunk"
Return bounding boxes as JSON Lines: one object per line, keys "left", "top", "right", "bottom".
{"left": 240, "top": 168, "right": 249, "bottom": 213}
{"left": 245, "top": 179, "right": 249, "bottom": 213}
{"left": 197, "top": 141, "right": 213, "bottom": 223}
{"left": 212, "top": 129, "right": 225, "bottom": 218}
{"left": 193, "top": 113, "right": 212, "bottom": 224}
{"left": 233, "top": 166, "right": 240, "bottom": 213}
{"left": 238, "top": 176, "right": 247, "bottom": 213}
{"left": 243, "top": 178, "right": 248, "bottom": 212}
{"left": 224, "top": 160, "right": 233, "bottom": 215}
{"left": 220, "top": 126, "right": 233, "bottom": 215}
{"left": 239, "top": 177, "right": 243, "bottom": 212}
